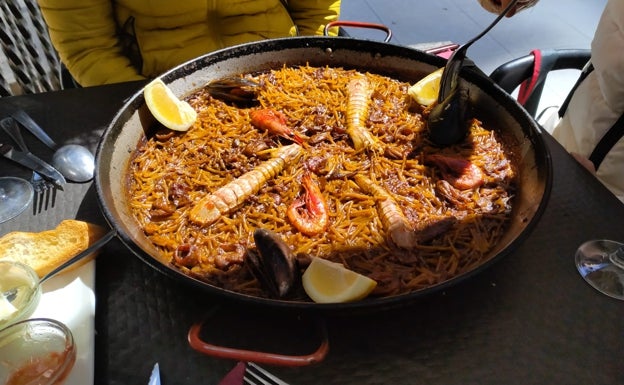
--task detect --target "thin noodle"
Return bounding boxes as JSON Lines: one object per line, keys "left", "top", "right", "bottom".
{"left": 126, "top": 65, "right": 517, "bottom": 299}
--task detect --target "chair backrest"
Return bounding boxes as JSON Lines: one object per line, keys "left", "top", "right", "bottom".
{"left": 489, "top": 48, "right": 591, "bottom": 117}
{"left": 0, "top": 0, "right": 62, "bottom": 96}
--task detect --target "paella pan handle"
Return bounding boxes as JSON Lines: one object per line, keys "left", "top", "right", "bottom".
{"left": 188, "top": 314, "right": 329, "bottom": 367}
{"left": 324, "top": 20, "right": 393, "bottom": 42}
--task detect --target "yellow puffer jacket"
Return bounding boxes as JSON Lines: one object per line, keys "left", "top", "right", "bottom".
{"left": 37, "top": 0, "right": 341, "bottom": 86}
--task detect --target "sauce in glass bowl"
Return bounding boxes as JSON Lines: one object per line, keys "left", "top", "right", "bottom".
{"left": 0, "top": 318, "right": 76, "bottom": 385}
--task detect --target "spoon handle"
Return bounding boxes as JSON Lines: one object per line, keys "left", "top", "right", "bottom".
{"left": 437, "top": 0, "right": 520, "bottom": 102}
{"left": 40, "top": 230, "right": 116, "bottom": 283}
{"left": 11, "top": 110, "right": 58, "bottom": 151}
{"left": 465, "top": 0, "right": 520, "bottom": 47}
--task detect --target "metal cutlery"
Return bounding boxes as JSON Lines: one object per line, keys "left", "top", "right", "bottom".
{"left": 218, "top": 361, "right": 291, "bottom": 385}
{"left": 0, "top": 117, "right": 66, "bottom": 189}
{"left": 146, "top": 361, "right": 290, "bottom": 385}
{"left": 30, "top": 170, "right": 55, "bottom": 212}
{"left": 11, "top": 110, "right": 95, "bottom": 182}
{"left": 244, "top": 362, "right": 290, "bottom": 385}
{"left": 148, "top": 363, "right": 161, "bottom": 385}
{"left": 427, "top": 0, "right": 519, "bottom": 145}
{"left": 0, "top": 142, "right": 65, "bottom": 189}
{"left": 11, "top": 109, "right": 57, "bottom": 149}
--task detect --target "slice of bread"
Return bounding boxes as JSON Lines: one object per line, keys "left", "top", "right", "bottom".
{"left": 0, "top": 220, "right": 107, "bottom": 278}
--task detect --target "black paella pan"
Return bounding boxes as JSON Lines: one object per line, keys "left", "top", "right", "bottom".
{"left": 94, "top": 36, "right": 552, "bottom": 313}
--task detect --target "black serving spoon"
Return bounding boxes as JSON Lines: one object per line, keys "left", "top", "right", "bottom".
{"left": 427, "top": 0, "right": 520, "bottom": 145}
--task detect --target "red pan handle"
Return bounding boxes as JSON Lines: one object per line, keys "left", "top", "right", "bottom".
{"left": 187, "top": 316, "right": 329, "bottom": 367}
{"left": 324, "top": 20, "right": 393, "bottom": 42}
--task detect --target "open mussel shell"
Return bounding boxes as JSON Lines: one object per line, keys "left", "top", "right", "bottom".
{"left": 246, "top": 228, "right": 299, "bottom": 299}
{"left": 427, "top": 85, "right": 471, "bottom": 146}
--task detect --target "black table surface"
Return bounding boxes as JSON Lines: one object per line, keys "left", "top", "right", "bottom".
{"left": 0, "top": 81, "right": 622, "bottom": 385}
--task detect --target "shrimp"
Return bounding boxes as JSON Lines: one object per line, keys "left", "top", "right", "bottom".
{"left": 189, "top": 144, "right": 303, "bottom": 225}
{"left": 287, "top": 172, "right": 329, "bottom": 236}
{"left": 250, "top": 108, "right": 304, "bottom": 145}
{"left": 354, "top": 174, "right": 416, "bottom": 248}
{"left": 426, "top": 154, "right": 485, "bottom": 190}
{"left": 346, "top": 74, "right": 383, "bottom": 153}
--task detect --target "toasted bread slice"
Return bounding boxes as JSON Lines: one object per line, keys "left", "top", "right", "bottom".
{"left": 0, "top": 220, "right": 107, "bottom": 278}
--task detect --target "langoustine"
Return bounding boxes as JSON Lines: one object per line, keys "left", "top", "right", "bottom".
{"left": 354, "top": 173, "right": 417, "bottom": 248}
{"left": 250, "top": 108, "right": 305, "bottom": 145}
{"left": 346, "top": 74, "right": 383, "bottom": 153}
{"left": 354, "top": 174, "right": 456, "bottom": 248}
{"left": 189, "top": 144, "right": 303, "bottom": 225}
{"left": 287, "top": 172, "right": 329, "bottom": 236}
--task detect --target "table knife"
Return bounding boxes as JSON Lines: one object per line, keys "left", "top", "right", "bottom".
{"left": 0, "top": 143, "right": 66, "bottom": 189}
{"left": 148, "top": 363, "right": 161, "bottom": 385}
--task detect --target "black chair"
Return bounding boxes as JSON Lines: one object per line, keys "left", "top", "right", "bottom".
{"left": 489, "top": 48, "right": 591, "bottom": 118}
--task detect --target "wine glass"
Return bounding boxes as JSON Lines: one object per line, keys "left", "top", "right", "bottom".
{"left": 0, "top": 176, "right": 33, "bottom": 223}
{"left": 575, "top": 239, "right": 624, "bottom": 300}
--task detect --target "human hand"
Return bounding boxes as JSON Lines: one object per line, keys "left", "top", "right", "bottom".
{"left": 570, "top": 152, "right": 597, "bottom": 174}
{"left": 477, "top": 0, "right": 538, "bottom": 17}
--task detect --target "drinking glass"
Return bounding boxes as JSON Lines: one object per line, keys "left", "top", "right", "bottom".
{"left": 0, "top": 176, "right": 33, "bottom": 223}
{"left": 575, "top": 239, "right": 624, "bottom": 300}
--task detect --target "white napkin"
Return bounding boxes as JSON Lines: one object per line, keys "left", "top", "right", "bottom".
{"left": 31, "top": 260, "right": 95, "bottom": 385}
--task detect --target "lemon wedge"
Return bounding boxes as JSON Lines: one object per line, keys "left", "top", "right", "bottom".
{"left": 144, "top": 79, "right": 197, "bottom": 131}
{"left": 302, "top": 257, "right": 377, "bottom": 303}
{"left": 407, "top": 67, "right": 444, "bottom": 107}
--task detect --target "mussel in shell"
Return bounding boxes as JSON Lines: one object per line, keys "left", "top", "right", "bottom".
{"left": 205, "top": 76, "right": 260, "bottom": 104}
{"left": 246, "top": 228, "right": 299, "bottom": 298}
{"left": 427, "top": 85, "right": 471, "bottom": 146}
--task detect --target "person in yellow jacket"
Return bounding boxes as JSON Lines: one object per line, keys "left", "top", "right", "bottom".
{"left": 37, "top": 0, "right": 341, "bottom": 87}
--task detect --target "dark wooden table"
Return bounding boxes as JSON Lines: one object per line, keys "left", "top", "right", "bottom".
{"left": 0, "top": 80, "right": 622, "bottom": 385}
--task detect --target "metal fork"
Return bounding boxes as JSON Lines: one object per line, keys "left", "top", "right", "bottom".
{"left": 243, "top": 362, "right": 290, "bottom": 385}
{"left": 30, "top": 169, "right": 55, "bottom": 212}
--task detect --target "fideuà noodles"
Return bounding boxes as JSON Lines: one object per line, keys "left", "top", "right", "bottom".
{"left": 127, "top": 65, "right": 517, "bottom": 300}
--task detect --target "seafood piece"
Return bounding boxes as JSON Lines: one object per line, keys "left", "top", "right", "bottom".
{"left": 247, "top": 228, "right": 299, "bottom": 298}
{"left": 306, "top": 154, "right": 357, "bottom": 180}
{"left": 427, "top": 86, "right": 471, "bottom": 146}
{"left": 436, "top": 180, "right": 470, "bottom": 207}
{"left": 250, "top": 109, "right": 304, "bottom": 145}
{"left": 205, "top": 76, "right": 260, "bottom": 104}
{"left": 346, "top": 74, "right": 383, "bottom": 153}
{"left": 242, "top": 138, "right": 270, "bottom": 157}
{"left": 321, "top": 156, "right": 357, "bottom": 180}
{"left": 413, "top": 216, "right": 456, "bottom": 243}
{"left": 173, "top": 244, "right": 199, "bottom": 268}
{"left": 426, "top": 154, "right": 484, "bottom": 190}
{"left": 189, "top": 144, "right": 303, "bottom": 225}
{"left": 355, "top": 174, "right": 456, "bottom": 247}
{"left": 354, "top": 174, "right": 417, "bottom": 249}
{"left": 287, "top": 172, "right": 329, "bottom": 236}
